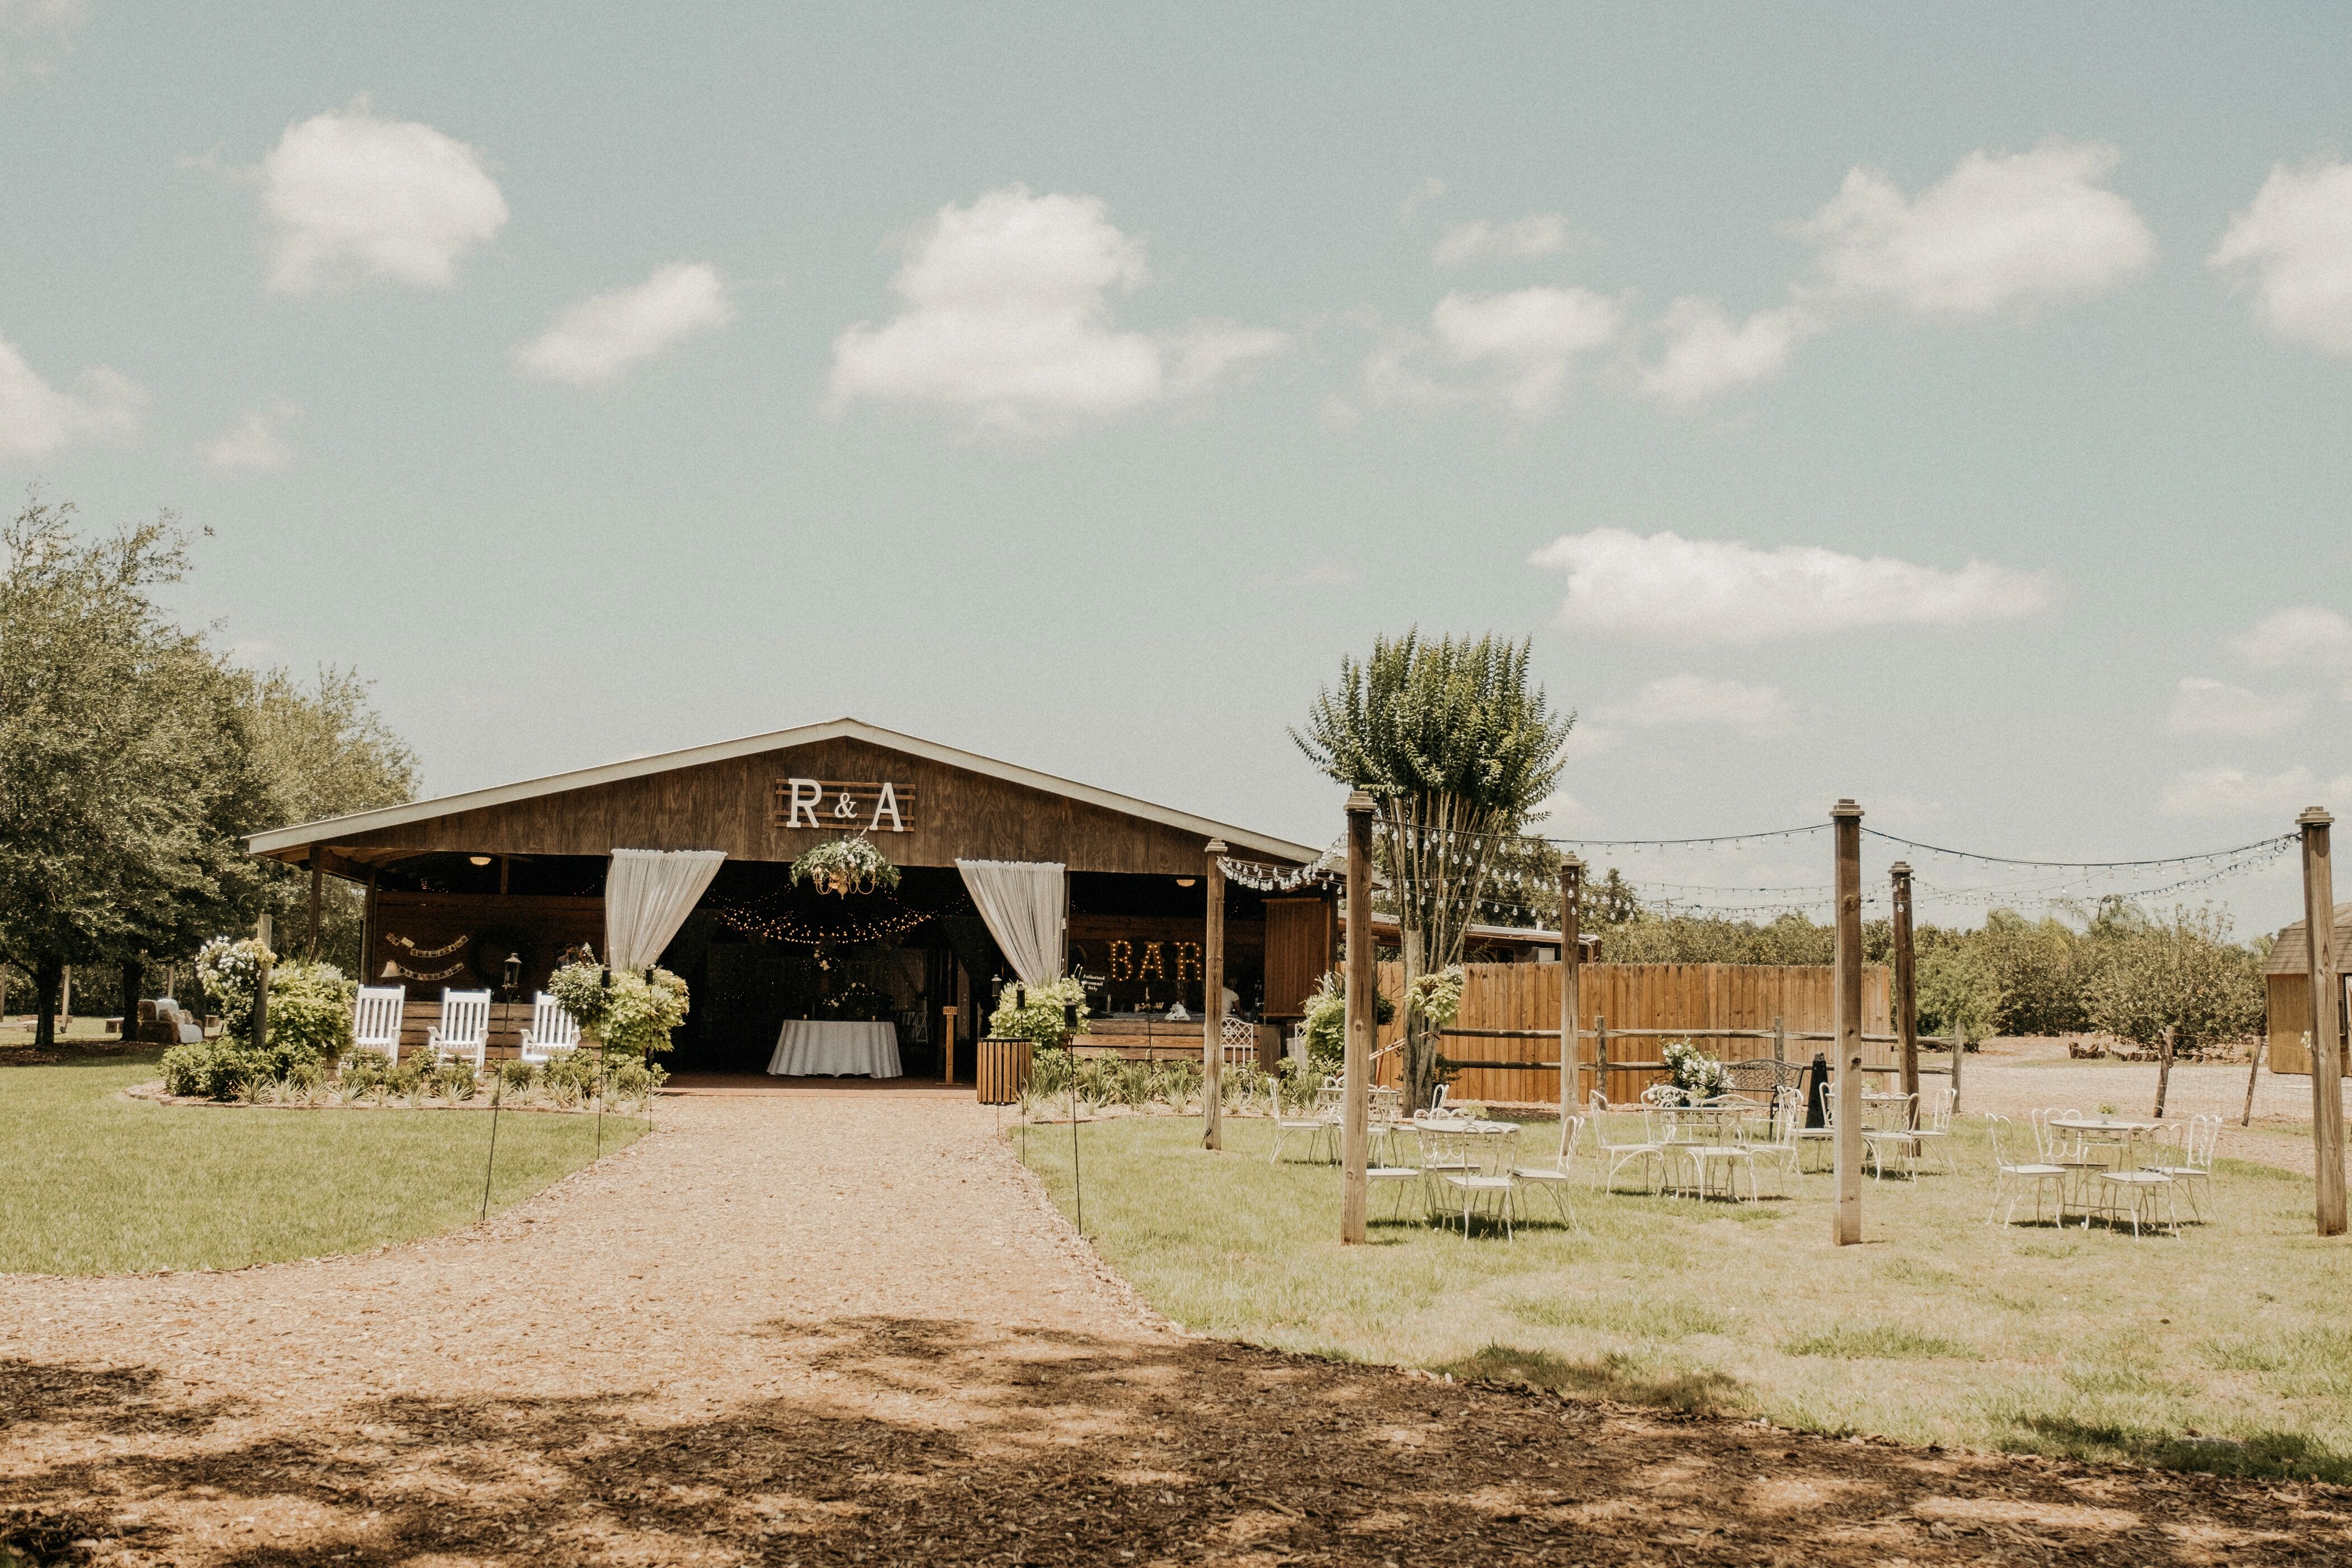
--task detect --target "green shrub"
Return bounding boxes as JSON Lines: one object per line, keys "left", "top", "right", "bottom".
{"left": 427, "top": 1060, "right": 479, "bottom": 1101}
{"left": 262, "top": 961, "right": 356, "bottom": 1063}
{"left": 496, "top": 1059, "right": 536, "bottom": 1091}
{"left": 1299, "top": 970, "right": 1394, "bottom": 1069}
{"left": 161, "top": 1038, "right": 268, "bottom": 1099}
{"left": 989, "top": 977, "right": 1090, "bottom": 1049}
{"left": 342, "top": 1048, "right": 394, "bottom": 1089}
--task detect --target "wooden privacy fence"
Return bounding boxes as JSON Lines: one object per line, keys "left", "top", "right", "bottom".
{"left": 1373, "top": 960, "right": 1939, "bottom": 1105}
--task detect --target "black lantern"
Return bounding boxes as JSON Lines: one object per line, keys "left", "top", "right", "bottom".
{"left": 502, "top": 952, "right": 522, "bottom": 999}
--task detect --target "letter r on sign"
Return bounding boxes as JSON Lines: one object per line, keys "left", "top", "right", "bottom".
{"left": 786, "top": 777, "right": 823, "bottom": 829}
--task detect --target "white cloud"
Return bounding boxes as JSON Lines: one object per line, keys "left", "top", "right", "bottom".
{"left": 828, "top": 185, "right": 1287, "bottom": 436}
{"left": 1530, "top": 790, "right": 1595, "bottom": 830}
{"left": 1397, "top": 176, "right": 1446, "bottom": 225}
{"left": 2228, "top": 606, "right": 2352, "bottom": 671}
{"left": 1359, "top": 286, "right": 1624, "bottom": 419}
{"left": 0, "top": 333, "right": 143, "bottom": 459}
{"left": 2212, "top": 159, "right": 2352, "bottom": 353}
{"left": 1793, "top": 139, "right": 2153, "bottom": 316}
{"left": 199, "top": 399, "right": 299, "bottom": 472}
{"left": 2167, "top": 676, "right": 2308, "bottom": 738}
{"left": 258, "top": 98, "right": 507, "bottom": 295}
{"left": 2159, "top": 765, "right": 2352, "bottom": 819}
{"left": 0, "top": 0, "right": 83, "bottom": 83}
{"left": 513, "top": 263, "right": 734, "bottom": 386}
{"left": 1530, "top": 528, "right": 2054, "bottom": 645}
{"left": 1640, "top": 297, "right": 1823, "bottom": 404}
{"left": 1607, "top": 674, "right": 1796, "bottom": 739}
{"left": 1432, "top": 214, "right": 1576, "bottom": 268}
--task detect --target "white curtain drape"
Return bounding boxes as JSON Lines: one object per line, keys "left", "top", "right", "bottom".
{"left": 605, "top": 849, "right": 726, "bottom": 971}
{"left": 955, "top": 859, "right": 1066, "bottom": 987}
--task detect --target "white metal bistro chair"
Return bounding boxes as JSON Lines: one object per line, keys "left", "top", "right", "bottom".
{"left": 1863, "top": 1095, "right": 1922, "bottom": 1181}
{"left": 1985, "top": 1114, "right": 2069, "bottom": 1227}
{"left": 2149, "top": 1114, "right": 2220, "bottom": 1222}
{"left": 517, "top": 991, "right": 581, "bottom": 1064}
{"left": 1908, "top": 1086, "right": 1958, "bottom": 1175}
{"left": 2093, "top": 1162, "right": 2181, "bottom": 1238}
{"left": 426, "top": 988, "right": 492, "bottom": 1071}
{"left": 352, "top": 985, "right": 406, "bottom": 1062}
{"left": 1427, "top": 1125, "right": 1520, "bottom": 1239}
{"left": 1743, "top": 1088, "right": 1806, "bottom": 1197}
{"left": 1511, "top": 1114, "right": 1585, "bottom": 1226}
{"left": 1271, "top": 1083, "right": 1342, "bottom": 1164}
{"left": 1586, "top": 1093, "right": 1665, "bottom": 1196}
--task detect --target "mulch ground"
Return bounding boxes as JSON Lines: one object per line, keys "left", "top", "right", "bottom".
{"left": 1, "top": 1076, "right": 2344, "bottom": 1565}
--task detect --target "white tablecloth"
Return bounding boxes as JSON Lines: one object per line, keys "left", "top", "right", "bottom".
{"left": 767, "top": 1019, "right": 902, "bottom": 1078}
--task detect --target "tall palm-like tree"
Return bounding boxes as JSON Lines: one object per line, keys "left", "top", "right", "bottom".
{"left": 1294, "top": 631, "right": 1574, "bottom": 1109}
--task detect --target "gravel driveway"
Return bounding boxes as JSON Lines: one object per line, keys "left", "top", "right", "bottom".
{"left": 1, "top": 1080, "right": 2342, "bottom": 1565}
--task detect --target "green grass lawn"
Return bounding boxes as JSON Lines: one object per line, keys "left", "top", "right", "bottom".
{"left": 0, "top": 1048, "right": 646, "bottom": 1275}
{"left": 1019, "top": 1111, "right": 2352, "bottom": 1482}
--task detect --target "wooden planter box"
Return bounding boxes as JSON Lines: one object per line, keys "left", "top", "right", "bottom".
{"left": 977, "top": 1037, "right": 1032, "bottom": 1105}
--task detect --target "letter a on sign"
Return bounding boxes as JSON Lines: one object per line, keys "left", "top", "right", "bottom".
{"left": 870, "top": 781, "right": 904, "bottom": 833}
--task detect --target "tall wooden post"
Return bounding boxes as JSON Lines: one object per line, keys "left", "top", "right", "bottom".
{"left": 1891, "top": 861, "right": 1918, "bottom": 1127}
{"left": 1202, "top": 840, "right": 1228, "bottom": 1151}
{"left": 2298, "top": 808, "right": 2345, "bottom": 1236}
{"left": 1832, "top": 800, "right": 1864, "bottom": 1246}
{"left": 1559, "top": 855, "right": 1584, "bottom": 1122}
{"left": 307, "top": 851, "right": 324, "bottom": 962}
{"left": 1342, "top": 792, "right": 1376, "bottom": 1243}
{"left": 253, "top": 911, "right": 274, "bottom": 1051}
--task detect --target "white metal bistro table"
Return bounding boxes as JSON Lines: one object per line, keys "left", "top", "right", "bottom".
{"left": 767, "top": 1019, "right": 903, "bottom": 1078}
{"left": 2048, "top": 1117, "right": 2171, "bottom": 1231}
{"left": 1654, "top": 1103, "right": 1765, "bottom": 1198}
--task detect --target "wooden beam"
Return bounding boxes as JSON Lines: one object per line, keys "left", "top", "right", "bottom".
{"left": 1559, "top": 854, "right": 1583, "bottom": 1124}
{"left": 307, "top": 851, "right": 324, "bottom": 962}
{"left": 1342, "top": 793, "right": 1375, "bottom": 1245}
{"left": 1202, "top": 839, "right": 1227, "bottom": 1152}
{"left": 1832, "top": 800, "right": 1864, "bottom": 1247}
{"left": 1891, "top": 861, "right": 1917, "bottom": 1126}
{"left": 2299, "top": 807, "right": 2345, "bottom": 1236}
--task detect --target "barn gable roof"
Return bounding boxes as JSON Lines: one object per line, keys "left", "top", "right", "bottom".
{"left": 244, "top": 716, "right": 1324, "bottom": 867}
{"left": 2265, "top": 902, "right": 2352, "bottom": 975}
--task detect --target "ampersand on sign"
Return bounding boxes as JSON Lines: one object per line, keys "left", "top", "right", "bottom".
{"left": 834, "top": 792, "right": 856, "bottom": 818}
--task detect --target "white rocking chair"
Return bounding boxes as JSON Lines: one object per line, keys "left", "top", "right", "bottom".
{"left": 352, "top": 985, "right": 407, "bottom": 1062}
{"left": 426, "top": 988, "right": 492, "bottom": 1071}
{"left": 517, "top": 992, "right": 581, "bottom": 1064}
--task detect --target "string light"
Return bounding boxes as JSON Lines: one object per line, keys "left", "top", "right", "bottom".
{"left": 704, "top": 889, "right": 941, "bottom": 946}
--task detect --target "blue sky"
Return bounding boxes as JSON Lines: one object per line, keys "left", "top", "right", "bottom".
{"left": 4, "top": 3, "right": 2349, "bottom": 929}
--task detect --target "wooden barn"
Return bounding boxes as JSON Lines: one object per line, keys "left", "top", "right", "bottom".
{"left": 244, "top": 718, "right": 1336, "bottom": 1079}
{"left": 2264, "top": 903, "right": 2352, "bottom": 1075}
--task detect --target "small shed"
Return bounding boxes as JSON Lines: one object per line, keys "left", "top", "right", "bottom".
{"left": 2264, "top": 902, "right": 2352, "bottom": 1075}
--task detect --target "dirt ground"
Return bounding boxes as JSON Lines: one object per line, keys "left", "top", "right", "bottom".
{"left": 3, "top": 1076, "right": 2348, "bottom": 1565}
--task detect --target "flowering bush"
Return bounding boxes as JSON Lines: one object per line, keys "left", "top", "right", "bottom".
{"left": 791, "top": 834, "right": 901, "bottom": 897}
{"left": 1299, "top": 970, "right": 1396, "bottom": 1068}
{"left": 546, "top": 960, "right": 689, "bottom": 1057}
{"left": 1661, "top": 1038, "right": 1729, "bottom": 1100}
{"left": 195, "top": 936, "right": 273, "bottom": 1043}
{"left": 988, "top": 976, "right": 1090, "bottom": 1048}
{"left": 266, "top": 961, "right": 356, "bottom": 1063}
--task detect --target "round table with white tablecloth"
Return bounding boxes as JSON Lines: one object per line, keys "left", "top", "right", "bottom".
{"left": 766, "top": 1019, "right": 903, "bottom": 1078}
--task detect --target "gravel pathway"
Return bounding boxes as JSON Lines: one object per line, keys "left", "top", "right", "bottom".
{"left": 1, "top": 1082, "right": 2343, "bottom": 1565}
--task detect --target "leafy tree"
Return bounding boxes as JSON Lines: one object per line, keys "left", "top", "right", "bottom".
{"left": 238, "top": 664, "right": 419, "bottom": 969}
{"left": 0, "top": 498, "right": 270, "bottom": 1050}
{"left": 2079, "top": 906, "right": 2265, "bottom": 1057}
{"left": 1294, "top": 631, "right": 1572, "bottom": 1108}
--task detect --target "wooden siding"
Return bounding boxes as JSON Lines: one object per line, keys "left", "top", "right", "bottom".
{"left": 1263, "top": 897, "right": 1334, "bottom": 1019}
{"left": 370, "top": 892, "right": 604, "bottom": 997}
{"left": 329, "top": 736, "right": 1251, "bottom": 875}
{"left": 2266, "top": 972, "right": 2350, "bottom": 1075}
{"left": 1371, "top": 960, "right": 1893, "bottom": 1105}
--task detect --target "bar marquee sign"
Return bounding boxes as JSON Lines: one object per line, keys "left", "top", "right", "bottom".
{"left": 772, "top": 777, "right": 918, "bottom": 834}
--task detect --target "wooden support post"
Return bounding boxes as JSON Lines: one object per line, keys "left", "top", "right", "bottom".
{"left": 362, "top": 867, "right": 379, "bottom": 981}
{"left": 1772, "top": 1015, "right": 1785, "bottom": 1063}
{"left": 1891, "top": 861, "right": 1918, "bottom": 1128}
{"left": 2243, "top": 1034, "right": 2266, "bottom": 1128}
{"left": 2154, "top": 1025, "right": 2177, "bottom": 1120}
{"left": 940, "top": 1006, "right": 955, "bottom": 1085}
{"left": 1559, "top": 855, "right": 1583, "bottom": 1127}
{"left": 1595, "top": 1014, "right": 1609, "bottom": 1105}
{"left": 1832, "top": 800, "right": 1865, "bottom": 1247}
{"left": 1202, "top": 839, "right": 1228, "bottom": 1152}
{"left": 1341, "top": 793, "right": 1376, "bottom": 1243}
{"left": 254, "top": 912, "right": 274, "bottom": 1051}
{"left": 498, "top": 856, "right": 511, "bottom": 896}
{"left": 2298, "top": 806, "right": 2346, "bottom": 1236}
{"left": 307, "top": 850, "right": 324, "bottom": 962}
{"left": 1950, "top": 1023, "right": 1964, "bottom": 1113}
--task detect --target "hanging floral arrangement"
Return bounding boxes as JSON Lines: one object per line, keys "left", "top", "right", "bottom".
{"left": 791, "top": 834, "right": 902, "bottom": 898}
